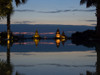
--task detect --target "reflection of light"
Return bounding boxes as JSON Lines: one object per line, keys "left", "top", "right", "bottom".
{"left": 40, "top": 32, "right": 55, "bottom": 35}
{"left": 7, "top": 40, "right": 10, "bottom": 44}
{"left": 61, "top": 38, "right": 66, "bottom": 42}
{"left": 13, "top": 32, "right": 55, "bottom": 35}
{"left": 14, "top": 42, "right": 34, "bottom": 45}
{"left": 56, "top": 39, "right": 60, "bottom": 47}
{"left": 34, "top": 39, "right": 40, "bottom": 46}
{"left": 40, "top": 42, "right": 55, "bottom": 45}
{"left": 7, "top": 34, "right": 10, "bottom": 39}
{"left": 14, "top": 42, "right": 55, "bottom": 45}
{"left": 56, "top": 39, "right": 61, "bottom": 44}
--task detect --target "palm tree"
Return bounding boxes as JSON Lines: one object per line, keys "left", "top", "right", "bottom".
{"left": 15, "top": 0, "right": 27, "bottom": 7}
{"left": 0, "top": 0, "right": 27, "bottom": 40}
{"left": 0, "top": 60, "right": 13, "bottom": 75}
{"left": 80, "top": 0, "right": 100, "bottom": 38}
{"left": 7, "top": 0, "right": 27, "bottom": 40}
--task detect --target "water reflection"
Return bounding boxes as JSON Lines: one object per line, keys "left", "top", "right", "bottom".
{"left": 0, "top": 37, "right": 67, "bottom": 48}
{"left": 0, "top": 60, "right": 13, "bottom": 75}
{"left": 55, "top": 39, "right": 61, "bottom": 48}
{"left": 80, "top": 46, "right": 100, "bottom": 75}
{"left": 0, "top": 39, "right": 25, "bottom": 75}
{"left": 72, "top": 40, "right": 100, "bottom": 75}
{"left": 33, "top": 39, "right": 40, "bottom": 47}
{"left": 0, "top": 38, "right": 99, "bottom": 75}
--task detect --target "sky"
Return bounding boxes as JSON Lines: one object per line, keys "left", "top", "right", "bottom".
{"left": 0, "top": 0, "right": 96, "bottom": 26}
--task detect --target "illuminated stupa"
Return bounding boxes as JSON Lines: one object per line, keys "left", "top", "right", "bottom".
{"left": 55, "top": 29, "right": 61, "bottom": 39}
{"left": 61, "top": 31, "right": 67, "bottom": 39}
{"left": 33, "top": 30, "right": 40, "bottom": 39}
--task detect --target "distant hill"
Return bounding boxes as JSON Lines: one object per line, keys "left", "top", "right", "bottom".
{"left": 0, "top": 24, "right": 95, "bottom": 37}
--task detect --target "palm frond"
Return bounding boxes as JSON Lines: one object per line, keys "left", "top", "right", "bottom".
{"left": 80, "top": 0, "right": 97, "bottom": 8}
{"left": 15, "top": 0, "right": 21, "bottom": 7}
{"left": 80, "top": 0, "right": 87, "bottom": 5}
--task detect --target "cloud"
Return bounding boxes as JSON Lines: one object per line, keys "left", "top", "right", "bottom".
{"left": 85, "top": 55, "right": 96, "bottom": 57}
{"left": 14, "top": 21, "right": 36, "bottom": 24}
{"left": 38, "top": 9, "right": 95, "bottom": 13}
{"left": 91, "top": 24, "right": 96, "bottom": 26}
{"left": 38, "top": 10, "right": 71, "bottom": 13}
{"left": 15, "top": 9, "right": 95, "bottom": 13}
{"left": 72, "top": 9, "right": 95, "bottom": 12}
{"left": 86, "top": 20, "right": 96, "bottom": 22}
{"left": 15, "top": 63, "right": 95, "bottom": 67}
{"left": 15, "top": 9, "right": 35, "bottom": 12}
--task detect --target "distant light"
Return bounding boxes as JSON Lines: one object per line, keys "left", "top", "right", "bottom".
{"left": 56, "top": 29, "right": 61, "bottom": 38}
{"left": 7, "top": 40, "right": 10, "bottom": 44}
{"left": 33, "top": 30, "right": 40, "bottom": 38}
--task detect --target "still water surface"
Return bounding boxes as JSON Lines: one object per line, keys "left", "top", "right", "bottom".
{"left": 0, "top": 39, "right": 96, "bottom": 75}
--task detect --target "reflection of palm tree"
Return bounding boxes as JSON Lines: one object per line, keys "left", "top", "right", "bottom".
{"left": 7, "top": 40, "right": 11, "bottom": 64}
{"left": 0, "top": 60, "right": 13, "bottom": 75}
{"left": 80, "top": 0, "right": 100, "bottom": 37}
{"left": 0, "top": 40, "right": 25, "bottom": 75}
{"left": 95, "top": 44, "right": 100, "bottom": 75}
{"left": 80, "top": 43, "right": 100, "bottom": 75}
{"left": 0, "top": 40, "right": 13, "bottom": 75}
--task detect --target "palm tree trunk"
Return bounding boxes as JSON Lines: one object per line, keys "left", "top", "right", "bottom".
{"left": 7, "top": 13, "right": 11, "bottom": 40}
{"left": 96, "top": 44, "right": 100, "bottom": 75}
{"left": 96, "top": 1, "right": 100, "bottom": 38}
{"left": 7, "top": 41, "right": 10, "bottom": 64}
{"left": 7, "top": 13, "right": 11, "bottom": 64}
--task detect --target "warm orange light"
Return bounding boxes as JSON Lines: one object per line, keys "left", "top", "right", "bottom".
{"left": 61, "top": 35, "right": 65, "bottom": 39}
{"left": 56, "top": 39, "right": 60, "bottom": 44}
{"left": 55, "top": 29, "right": 61, "bottom": 38}
{"left": 56, "top": 34, "right": 61, "bottom": 38}
{"left": 7, "top": 40, "right": 10, "bottom": 45}
{"left": 34, "top": 30, "right": 40, "bottom": 38}
{"left": 34, "top": 39, "right": 39, "bottom": 46}
{"left": 56, "top": 39, "right": 60, "bottom": 47}
{"left": 61, "top": 38, "right": 66, "bottom": 42}
{"left": 7, "top": 40, "right": 10, "bottom": 49}
{"left": 7, "top": 34, "right": 10, "bottom": 39}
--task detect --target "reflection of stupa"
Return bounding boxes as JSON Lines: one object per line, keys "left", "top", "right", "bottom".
{"left": 61, "top": 31, "right": 67, "bottom": 39}
{"left": 33, "top": 30, "right": 40, "bottom": 39}
{"left": 34, "top": 39, "right": 40, "bottom": 47}
{"left": 55, "top": 39, "right": 60, "bottom": 48}
{"left": 55, "top": 29, "right": 61, "bottom": 39}
{"left": 61, "top": 31, "right": 67, "bottom": 46}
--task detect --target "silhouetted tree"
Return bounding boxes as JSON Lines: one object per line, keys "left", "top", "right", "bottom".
{"left": 80, "top": 0, "right": 100, "bottom": 38}
{"left": 0, "top": 0, "right": 27, "bottom": 40}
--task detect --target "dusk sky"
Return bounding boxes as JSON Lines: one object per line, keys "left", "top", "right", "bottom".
{"left": 0, "top": 0, "right": 96, "bottom": 26}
